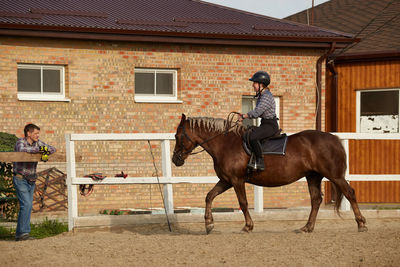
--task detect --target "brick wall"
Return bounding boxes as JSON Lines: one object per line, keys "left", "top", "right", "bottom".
{"left": 0, "top": 36, "right": 326, "bottom": 215}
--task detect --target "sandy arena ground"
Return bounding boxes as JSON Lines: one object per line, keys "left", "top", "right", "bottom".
{"left": 1, "top": 217, "right": 400, "bottom": 266}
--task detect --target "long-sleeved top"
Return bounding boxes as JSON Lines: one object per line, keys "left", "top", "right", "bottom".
{"left": 13, "top": 138, "right": 56, "bottom": 176}
{"left": 247, "top": 90, "right": 276, "bottom": 119}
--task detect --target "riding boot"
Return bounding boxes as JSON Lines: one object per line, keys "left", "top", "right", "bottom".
{"left": 255, "top": 156, "right": 265, "bottom": 171}
{"left": 255, "top": 141, "right": 264, "bottom": 171}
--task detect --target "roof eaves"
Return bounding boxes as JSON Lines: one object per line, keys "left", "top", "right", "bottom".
{"left": 0, "top": 23, "right": 356, "bottom": 48}
{"left": 334, "top": 49, "right": 400, "bottom": 63}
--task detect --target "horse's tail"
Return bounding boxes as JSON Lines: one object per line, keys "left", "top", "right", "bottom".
{"left": 333, "top": 183, "right": 344, "bottom": 216}
{"left": 333, "top": 133, "right": 347, "bottom": 216}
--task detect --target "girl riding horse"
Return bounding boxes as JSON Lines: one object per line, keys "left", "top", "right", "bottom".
{"left": 239, "top": 71, "right": 279, "bottom": 171}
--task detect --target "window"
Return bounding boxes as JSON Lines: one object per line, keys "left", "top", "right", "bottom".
{"left": 134, "top": 68, "right": 181, "bottom": 103}
{"left": 357, "top": 89, "right": 400, "bottom": 133}
{"left": 17, "top": 64, "right": 68, "bottom": 101}
{"left": 241, "top": 95, "right": 280, "bottom": 127}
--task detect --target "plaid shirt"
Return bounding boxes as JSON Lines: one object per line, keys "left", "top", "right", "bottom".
{"left": 13, "top": 138, "right": 56, "bottom": 176}
{"left": 247, "top": 90, "right": 276, "bottom": 119}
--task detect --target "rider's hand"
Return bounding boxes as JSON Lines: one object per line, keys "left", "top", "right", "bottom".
{"left": 238, "top": 113, "right": 246, "bottom": 122}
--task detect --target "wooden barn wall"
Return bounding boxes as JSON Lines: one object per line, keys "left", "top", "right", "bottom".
{"left": 325, "top": 59, "right": 400, "bottom": 203}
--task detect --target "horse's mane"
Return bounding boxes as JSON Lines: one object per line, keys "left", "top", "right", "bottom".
{"left": 187, "top": 117, "right": 245, "bottom": 136}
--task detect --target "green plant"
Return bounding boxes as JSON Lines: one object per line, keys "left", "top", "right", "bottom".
{"left": 0, "top": 218, "right": 68, "bottom": 240}
{"left": 0, "top": 132, "right": 18, "bottom": 152}
{"left": 0, "top": 225, "right": 14, "bottom": 240}
{"left": 0, "top": 132, "right": 19, "bottom": 220}
{"left": 30, "top": 218, "right": 68, "bottom": 239}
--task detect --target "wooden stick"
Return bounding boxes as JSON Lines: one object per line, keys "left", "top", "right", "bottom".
{"left": 0, "top": 152, "right": 82, "bottom": 162}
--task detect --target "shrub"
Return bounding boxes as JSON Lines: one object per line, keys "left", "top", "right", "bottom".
{"left": 0, "top": 132, "right": 19, "bottom": 220}
{"left": 0, "top": 132, "right": 18, "bottom": 152}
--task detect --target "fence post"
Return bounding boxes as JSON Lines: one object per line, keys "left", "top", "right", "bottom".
{"left": 340, "top": 139, "right": 351, "bottom": 211}
{"left": 65, "top": 134, "right": 78, "bottom": 231}
{"left": 254, "top": 186, "right": 263, "bottom": 212}
{"left": 161, "top": 140, "right": 174, "bottom": 214}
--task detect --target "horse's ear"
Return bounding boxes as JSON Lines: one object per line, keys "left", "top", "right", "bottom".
{"left": 181, "top": 113, "right": 186, "bottom": 122}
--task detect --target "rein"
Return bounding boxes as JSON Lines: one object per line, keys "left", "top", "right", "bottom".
{"left": 175, "top": 112, "right": 242, "bottom": 157}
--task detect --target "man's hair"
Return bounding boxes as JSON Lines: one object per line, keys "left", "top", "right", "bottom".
{"left": 24, "top": 123, "right": 40, "bottom": 137}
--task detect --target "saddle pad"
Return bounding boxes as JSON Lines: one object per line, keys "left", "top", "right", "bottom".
{"left": 243, "top": 134, "right": 288, "bottom": 156}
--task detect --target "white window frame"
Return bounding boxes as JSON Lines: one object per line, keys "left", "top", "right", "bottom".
{"left": 242, "top": 95, "right": 280, "bottom": 126}
{"left": 17, "top": 64, "right": 69, "bottom": 102}
{"left": 356, "top": 88, "right": 400, "bottom": 133}
{"left": 134, "top": 68, "right": 182, "bottom": 103}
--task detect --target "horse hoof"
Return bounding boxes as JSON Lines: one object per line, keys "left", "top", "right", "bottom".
{"left": 241, "top": 226, "right": 253, "bottom": 233}
{"left": 295, "top": 226, "right": 313, "bottom": 233}
{"left": 358, "top": 226, "right": 368, "bottom": 232}
{"left": 205, "top": 223, "right": 214, "bottom": 234}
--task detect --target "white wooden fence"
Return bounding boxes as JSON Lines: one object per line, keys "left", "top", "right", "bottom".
{"left": 65, "top": 132, "right": 400, "bottom": 231}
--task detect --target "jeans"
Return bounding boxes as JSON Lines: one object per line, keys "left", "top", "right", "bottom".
{"left": 13, "top": 176, "right": 35, "bottom": 237}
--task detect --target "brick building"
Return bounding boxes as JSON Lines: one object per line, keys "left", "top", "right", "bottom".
{"left": 0, "top": 0, "right": 355, "bottom": 215}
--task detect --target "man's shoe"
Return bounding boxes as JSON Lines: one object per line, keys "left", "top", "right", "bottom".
{"left": 15, "top": 234, "right": 36, "bottom": 241}
{"left": 255, "top": 157, "right": 265, "bottom": 171}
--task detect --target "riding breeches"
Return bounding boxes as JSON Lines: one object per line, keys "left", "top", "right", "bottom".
{"left": 249, "top": 118, "right": 279, "bottom": 158}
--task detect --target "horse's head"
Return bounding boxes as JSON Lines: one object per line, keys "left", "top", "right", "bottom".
{"left": 172, "top": 114, "right": 198, "bottom": 166}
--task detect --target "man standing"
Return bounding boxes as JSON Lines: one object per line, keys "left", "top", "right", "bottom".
{"left": 13, "top": 124, "right": 56, "bottom": 241}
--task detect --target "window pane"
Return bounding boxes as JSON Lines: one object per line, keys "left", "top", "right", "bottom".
{"left": 18, "top": 69, "right": 41, "bottom": 92}
{"left": 360, "top": 90, "right": 399, "bottom": 133}
{"left": 43, "top": 69, "right": 61, "bottom": 93}
{"left": 361, "top": 91, "right": 399, "bottom": 116}
{"left": 135, "top": 72, "right": 154, "bottom": 94}
{"left": 241, "top": 97, "right": 256, "bottom": 127}
{"left": 156, "top": 73, "right": 173, "bottom": 95}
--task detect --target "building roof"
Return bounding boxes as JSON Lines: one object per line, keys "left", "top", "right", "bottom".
{"left": 0, "top": 0, "right": 355, "bottom": 48}
{"left": 285, "top": 0, "right": 400, "bottom": 58}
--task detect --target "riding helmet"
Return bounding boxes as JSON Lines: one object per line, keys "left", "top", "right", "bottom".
{"left": 249, "top": 71, "right": 270, "bottom": 87}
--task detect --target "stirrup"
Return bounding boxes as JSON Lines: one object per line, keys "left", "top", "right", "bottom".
{"left": 247, "top": 153, "right": 257, "bottom": 170}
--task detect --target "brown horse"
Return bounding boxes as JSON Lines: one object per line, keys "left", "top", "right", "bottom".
{"left": 172, "top": 114, "right": 367, "bottom": 234}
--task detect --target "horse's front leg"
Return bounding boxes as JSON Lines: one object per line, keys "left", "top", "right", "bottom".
{"left": 233, "top": 182, "right": 254, "bottom": 232}
{"left": 204, "top": 180, "right": 232, "bottom": 234}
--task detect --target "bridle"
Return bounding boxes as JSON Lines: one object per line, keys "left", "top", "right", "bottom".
{"left": 173, "top": 124, "right": 202, "bottom": 162}
{"left": 173, "top": 112, "right": 241, "bottom": 163}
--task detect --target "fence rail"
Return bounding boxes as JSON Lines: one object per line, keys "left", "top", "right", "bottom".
{"left": 65, "top": 132, "right": 400, "bottom": 231}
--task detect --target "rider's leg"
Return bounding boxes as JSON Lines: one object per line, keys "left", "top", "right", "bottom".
{"left": 249, "top": 138, "right": 264, "bottom": 170}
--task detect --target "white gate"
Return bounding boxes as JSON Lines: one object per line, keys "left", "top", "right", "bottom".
{"left": 65, "top": 132, "right": 400, "bottom": 231}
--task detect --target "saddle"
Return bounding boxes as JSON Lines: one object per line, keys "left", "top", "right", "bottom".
{"left": 242, "top": 127, "right": 288, "bottom": 156}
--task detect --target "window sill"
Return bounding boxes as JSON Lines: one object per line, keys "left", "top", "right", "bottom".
{"left": 134, "top": 96, "right": 183, "bottom": 104}
{"left": 18, "top": 95, "right": 71, "bottom": 102}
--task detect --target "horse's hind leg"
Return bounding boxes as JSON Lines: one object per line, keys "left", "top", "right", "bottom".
{"left": 333, "top": 178, "right": 368, "bottom": 232}
{"left": 298, "top": 174, "right": 323, "bottom": 233}
{"left": 204, "top": 180, "right": 232, "bottom": 234}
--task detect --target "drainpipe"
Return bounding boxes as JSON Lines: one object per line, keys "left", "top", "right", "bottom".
{"left": 316, "top": 42, "right": 336, "bottom": 131}
{"left": 327, "top": 58, "right": 338, "bottom": 132}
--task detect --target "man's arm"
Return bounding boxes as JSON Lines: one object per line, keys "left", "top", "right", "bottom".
{"left": 15, "top": 139, "right": 40, "bottom": 153}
